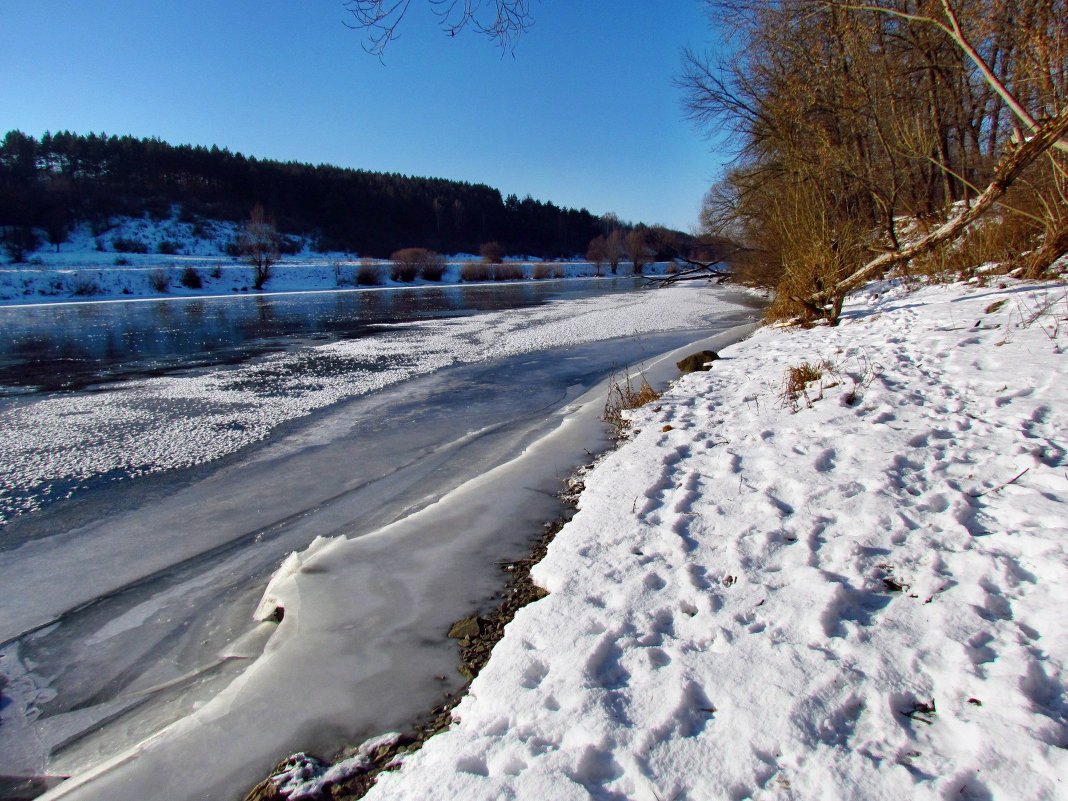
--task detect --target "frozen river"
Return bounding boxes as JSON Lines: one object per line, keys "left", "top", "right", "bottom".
{"left": 0, "top": 279, "right": 762, "bottom": 800}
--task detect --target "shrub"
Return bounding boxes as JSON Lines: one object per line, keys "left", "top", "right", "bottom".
{"left": 239, "top": 205, "right": 280, "bottom": 290}
{"left": 148, "top": 268, "right": 170, "bottom": 293}
{"left": 480, "top": 241, "right": 505, "bottom": 264}
{"left": 357, "top": 260, "right": 385, "bottom": 286}
{"left": 492, "top": 263, "right": 524, "bottom": 281}
{"left": 533, "top": 262, "right": 564, "bottom": 280}
{"left": 71, "top": 276, "right": 101, "bottom": 296}
{"left": 390, "top": 248, "right": 444, "bottom": 282}
{"left": 157, "top": 240, "right": 180, "bottom": 255}
{"left": 419, "top": 253, "right": 446, "bottom": 281}
{"left": 279, "top": 235, "right": 303, "bottom": 256}
{"left": 461, "top": 262, "right": 491, "bottom": 282}
{"left": 112, "top": 236, "right": 149, "bottom": 254}
{"left": 145, "top": 197, "right": 172, "bottom": 221}
{"left": 179, "top": 266, "right": 203, "bottom": 289}
{"left": 2, "top": 226, "right": 40, "bottom": 263}
{"left": 390, "top": 260, "right": 419, "bottom": 282}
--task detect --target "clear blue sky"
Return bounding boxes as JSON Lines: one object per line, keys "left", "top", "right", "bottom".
{"left": 1, "top": 2, "right": 728, "bottom": 232}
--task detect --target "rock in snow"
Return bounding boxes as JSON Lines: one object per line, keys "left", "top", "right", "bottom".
{"left": 361, "top": 279, "right": 1068, "bottom": 801}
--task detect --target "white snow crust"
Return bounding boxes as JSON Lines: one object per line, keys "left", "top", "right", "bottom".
{"left": 361, "top": 279, "right": 1068, "bottom": 801}
{"left": 0, "top": 282, "right": 737, "bottom": 526}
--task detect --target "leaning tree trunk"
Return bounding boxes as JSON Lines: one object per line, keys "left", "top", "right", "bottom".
{"left": 804, "top": 106, "right": 1068, "bottom": 311}
{"left": 1021, "top": 224, "right": 1068, "bottom": 279}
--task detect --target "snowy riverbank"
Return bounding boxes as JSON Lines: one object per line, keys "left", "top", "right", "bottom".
{"left": 331, "top": 278, "right": 1068, "bottom": 800}
{"left": 0, "top": 218, "right": 660, "bottom": 305}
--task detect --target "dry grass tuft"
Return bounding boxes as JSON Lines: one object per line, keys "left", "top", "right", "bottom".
{"left": 461, "top": 262, "right": 491, "bottom": 282}
{"left": 356, "top": 260, "right": 384, "bottom": 286}
{"left": 533, "top": 262, "right": 564, "bottom": 280}
{"left": 493, "top": 264, "right": 525, "bottom": 281}
{"left": 603, "top": 370, "right": 662, "bottom": 437}
{"left": 779, "top": 361, "right": 824, "bottom": 410}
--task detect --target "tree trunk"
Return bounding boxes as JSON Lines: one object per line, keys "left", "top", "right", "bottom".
{"left": 804, "top": 107, "right": 1068, "bottom": 309}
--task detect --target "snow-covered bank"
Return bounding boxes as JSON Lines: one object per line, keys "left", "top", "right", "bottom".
{"left": 0, "top": 218, "right": 662, "bottom": 305}
{"left": 356, "top": 279, "right": 1068, "bottom": 801}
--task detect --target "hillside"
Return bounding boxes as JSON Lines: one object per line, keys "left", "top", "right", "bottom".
{"left": 0, "top": 130, "right": 627, "bottom": 259}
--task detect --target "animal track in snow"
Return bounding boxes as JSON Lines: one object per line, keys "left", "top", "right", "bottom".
{"left": 521, "top": 659, "right": 549, "bottom": 689}
{"left": 586, "top": 633, "right": 631, "bottom": 690}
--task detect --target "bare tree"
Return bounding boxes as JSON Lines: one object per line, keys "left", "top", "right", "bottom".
{"left": 344, "top": 0, "right": 534, "bottom": 56}
{"left": 626, "top": 229, "right": 652, "bottom": 274}
{"left": 586, "top": 235, "right": 608, "bottom": 275}
{"left": 606, "top": 229, "right": 625, "bottom": 274}
{"left": 682, "top": 0, "right": 1068, "bottom": 322}
{"left": 239, "top": 204, "right": 280, "bottom": 290}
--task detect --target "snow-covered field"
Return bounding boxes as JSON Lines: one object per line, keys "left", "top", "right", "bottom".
{"left": 349, "top": 278, "right": 1068, "bottom": 801}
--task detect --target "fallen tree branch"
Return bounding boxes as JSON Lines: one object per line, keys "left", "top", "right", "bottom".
{"left": 805, "top": 107, "right": 1068, "bottom": 310}
{"left": 645, "top": 260, "right": 730, "bottom": 288}
{"left": 643, "top": 256, "right": 730, "bottom": 288}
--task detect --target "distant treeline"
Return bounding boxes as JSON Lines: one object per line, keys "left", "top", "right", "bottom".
{"left": 0, "top": 130, "right": 621, "bottom": 257}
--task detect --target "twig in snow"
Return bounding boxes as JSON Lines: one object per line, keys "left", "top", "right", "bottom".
{"left": 967, "top": 467, "right": 1029, "bottom": 498}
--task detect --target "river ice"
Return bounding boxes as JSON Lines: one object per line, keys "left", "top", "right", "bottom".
{"left": 0, "top": 282, "right": 760, "bottom": 800}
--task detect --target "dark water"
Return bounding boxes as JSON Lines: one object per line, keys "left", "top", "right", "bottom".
{"left": 0, "top": 279, "right": 645, "bottom": 394}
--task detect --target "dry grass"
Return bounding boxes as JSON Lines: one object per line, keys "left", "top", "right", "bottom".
{"left": 779, "top": 354, "right": 880, "bottom": 410}
{"left": 493, "top": 264, "right": 525, "bottom": 281}
{"left": 533, "top": 263, "right": 564, "bottom": 280}
{"left": 603, "top": 370, "right": 662, "bottom": 437}
{"left": 461, "top": 262, "right": 491, "bottom": 282}
{"left": 779, "top": 361, "right": 824, "bottom": 410}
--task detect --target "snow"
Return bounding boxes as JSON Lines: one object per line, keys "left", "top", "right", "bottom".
{"left": 0, "top": 280, "right": 741, "bottom": 527}
{"left": 0, "top": 216, "right": 664, "bottom": 305}
{"left": 357, "top": 278, "right": 1068, "bottom": 801}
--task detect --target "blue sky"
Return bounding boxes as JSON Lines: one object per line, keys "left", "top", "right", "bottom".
{"left": 1, "top": 2, "right": 728, "bottom": 231}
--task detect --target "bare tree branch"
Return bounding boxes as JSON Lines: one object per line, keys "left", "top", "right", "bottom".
{"left": 831, "top": 0, "right": 1068, "bottom": 153}
{"left": 344, "top": 0, "right": 533, "bottom": 56}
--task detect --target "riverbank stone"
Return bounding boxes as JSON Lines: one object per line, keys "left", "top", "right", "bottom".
{"left": 676, "top": 350, "right": 719, "bottom": 373}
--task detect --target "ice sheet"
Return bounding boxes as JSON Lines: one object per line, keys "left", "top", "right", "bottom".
{"left": 35, "top": 324, "right": 759, "bottom": 801}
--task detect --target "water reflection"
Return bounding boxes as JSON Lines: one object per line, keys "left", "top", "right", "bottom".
{"left": 0, "top": 279, "right": 641, "bottom": 394}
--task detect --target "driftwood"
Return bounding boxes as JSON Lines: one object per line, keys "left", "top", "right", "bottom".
{"left": 804, "top": 107, "right": 1068, "bottom": 312}
{"left": 644, "top": 256, "right": 730, "bottom": 287}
